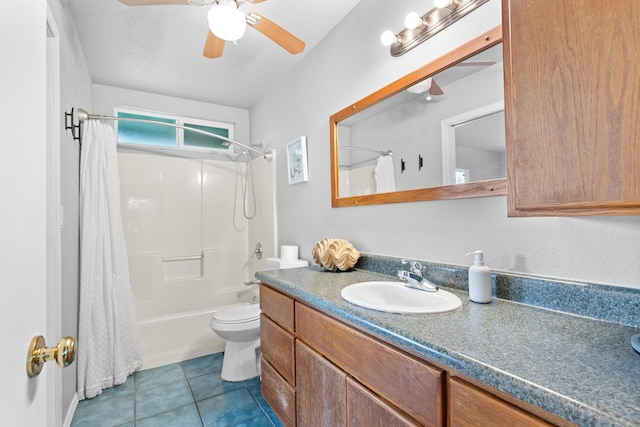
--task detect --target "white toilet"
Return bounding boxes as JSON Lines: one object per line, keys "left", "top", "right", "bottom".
{"left": 210, "top": 303, "right": 261, "bottom": 381}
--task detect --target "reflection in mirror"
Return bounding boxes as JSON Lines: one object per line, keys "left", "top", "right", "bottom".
{"left": 330, "top": 26, "right": 506, "bottom": 207}
{"left": 441, "top": 101, "right": 505, "bottom": 186}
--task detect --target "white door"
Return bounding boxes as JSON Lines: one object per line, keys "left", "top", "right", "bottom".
{"left": 0, "top": 3, "right": 62, "bottom": 426}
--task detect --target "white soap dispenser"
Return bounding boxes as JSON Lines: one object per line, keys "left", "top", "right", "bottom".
{"left": 465, "top": 250, "right": 492, "bottom": 303}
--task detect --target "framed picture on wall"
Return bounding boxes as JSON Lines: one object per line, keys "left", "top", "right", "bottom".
{"left": 286, "top": 136, "right": 309, "bottom": 184}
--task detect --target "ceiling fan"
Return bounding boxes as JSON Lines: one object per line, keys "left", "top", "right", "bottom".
{"left": 118, "top": 0, "right": 306, "bottom": 59}
{"left": 407, "top": 77, "right": 443, "bottom": 96}
{"left": 407, "top": 59, "right": 497, "bottom": 98}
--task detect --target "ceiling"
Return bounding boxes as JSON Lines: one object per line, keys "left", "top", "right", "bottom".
{"left": 67, "top": 0, "right": 361, "bottom": 109}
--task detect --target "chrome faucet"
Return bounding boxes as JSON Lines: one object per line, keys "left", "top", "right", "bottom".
{"left": 397, "top": 260, "right": 439, "bottom": 292}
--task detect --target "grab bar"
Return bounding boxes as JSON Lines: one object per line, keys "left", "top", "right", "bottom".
{"left": 162, "top": 255, "right": 203, "bottom": 262}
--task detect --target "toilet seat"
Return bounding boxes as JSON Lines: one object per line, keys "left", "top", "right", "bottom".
{"left": 212, "top": 304, "right": 260, "bottom": 324}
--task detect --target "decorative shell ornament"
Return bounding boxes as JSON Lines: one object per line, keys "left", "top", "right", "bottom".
{"left": 312, "top": 238, "right": 361, "bottom": 271}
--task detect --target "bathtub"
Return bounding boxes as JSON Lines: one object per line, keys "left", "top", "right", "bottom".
{"left": 129, "top": 250, "right": 260, "bottom": 370}
{"left": 137, "top": 294, "right": 258, "bottom": 370}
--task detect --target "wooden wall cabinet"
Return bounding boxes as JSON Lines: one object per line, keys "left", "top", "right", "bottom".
{"left": 502, "top": 0, "right": 640, "bottom": 216}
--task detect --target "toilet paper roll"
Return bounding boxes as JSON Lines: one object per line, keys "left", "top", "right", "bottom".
{"left": 280, "top": 245, "right": 299, "bottom": 260}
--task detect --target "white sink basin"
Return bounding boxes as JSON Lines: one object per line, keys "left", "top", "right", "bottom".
{"left": 341, "top": 281, "right": 462, "bottom": 314}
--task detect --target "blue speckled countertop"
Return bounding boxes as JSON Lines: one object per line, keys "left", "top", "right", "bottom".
{"left": 255, "top": 265, "right": 640, "bottom": 427}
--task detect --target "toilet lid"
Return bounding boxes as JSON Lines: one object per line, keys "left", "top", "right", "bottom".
{"left": 213, "top": 304, "right": 260, "bottom": 323}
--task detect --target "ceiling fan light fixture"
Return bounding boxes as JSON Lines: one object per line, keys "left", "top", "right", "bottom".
{"left": 407, "top": 77, "right": 432, "bottom": 94}
{"left": 207, "top": 2, "right": 246, "bottom": 41}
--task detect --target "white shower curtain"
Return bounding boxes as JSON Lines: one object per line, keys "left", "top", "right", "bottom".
{"left": 375, "top": 155, "right": 396, "bottom": 193}
{"left": 77, "top": 120, "right": 142, "bottom": 400}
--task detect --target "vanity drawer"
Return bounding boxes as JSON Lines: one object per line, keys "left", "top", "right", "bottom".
{"left": 347, "top": 377, "right": 419, "bottom": 426}
{"left": 260, "top": 284, "right": 295, "bottom": 332}
{"left": 448, "top": 376, "right": 553, "bottom": 427}
{"left": 260, "top": 313, "right": 295, "bottom": 385}
{"left": 261, "top": 358, "right": 296, "bottom": 427}
{"left": 295, "top": 302, "right": 445, "bottom": 427}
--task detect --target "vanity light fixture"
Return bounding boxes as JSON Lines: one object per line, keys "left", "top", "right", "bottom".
{"left": 381, "top": 0, "right": 489, "bottom": 56}
{"left": 434, "top": 0, "right": 455, "bottom": 8}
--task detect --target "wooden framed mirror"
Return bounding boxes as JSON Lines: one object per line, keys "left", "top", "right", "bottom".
{"left": 330, "top": 26, "right": 506, "bottom": 207}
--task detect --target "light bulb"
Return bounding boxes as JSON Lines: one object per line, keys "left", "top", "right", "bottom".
{"left": 407, "top": 78, "right": 432, "bottom": 94}
{"left": 404, "top": 12, "right": 422, "bottom": 29}
{"left": 434, "top": 0, "right": 454, "bottom": 7}
{"left": 208, "top": 3, "right": 246, "bottom": 41}
{"left": 380, "top": 30, "right": 398, "bottom": 46}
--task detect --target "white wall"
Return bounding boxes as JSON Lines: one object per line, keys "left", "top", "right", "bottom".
{"left": 251, "top": 0, "right": 640, "bottom": 289}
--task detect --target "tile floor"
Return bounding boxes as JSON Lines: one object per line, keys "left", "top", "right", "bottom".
{"left": 71, "top": 353, "right": 283, "bottom": 427}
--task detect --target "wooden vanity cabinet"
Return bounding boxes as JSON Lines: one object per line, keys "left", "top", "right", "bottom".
{"left": 260, "top": 283, "right": 570, "bottom": 427}
{"left": 260, "top": 285, "right": 296, "bottom": 426}
{"left": 502, "top": 0, "right": 640, "bottom": 216}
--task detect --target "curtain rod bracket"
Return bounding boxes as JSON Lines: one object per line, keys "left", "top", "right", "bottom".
{"left": 64, "top": 108, "right": 82, "bottom": 144}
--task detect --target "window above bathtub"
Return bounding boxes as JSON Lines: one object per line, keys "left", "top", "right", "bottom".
{"left": 115, "top": 107, "right": 235, "bottom": 157}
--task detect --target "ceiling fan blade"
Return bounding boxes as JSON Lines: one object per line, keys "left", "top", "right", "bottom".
{"left": 203, "top": 30, "right": 225, "bottom": 58}
{"left": 429, "top": 79, "right": 444, "bottom": 96}
{"left": 246, "top": 13, "right": 305, "bottom": 55}
{"left": 118, "top": 0, "right": 190, "bottom": 5}
{"left": 246, "top": 0, "right": 268, "bottom": 3}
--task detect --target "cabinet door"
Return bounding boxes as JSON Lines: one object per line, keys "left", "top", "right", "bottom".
{"left": 347, "top": 377, "right": 418, "bottom": 427}
{"left": 262, "top": 358, "right": 296, "bottom": 427}
{"left": 296, "top": 303, "right": 444, "bottom": 426}
{"left": 449, "top": 377, "right": 553, "bottom": 427}
{"left": 503, "top": 0, "right": 640, "bottom": 216}
{"left": 296, "top": 340, "right": 347, "bottom": 426}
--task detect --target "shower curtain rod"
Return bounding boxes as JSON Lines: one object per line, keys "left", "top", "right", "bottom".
{"left": 68, "top": 108, "right": 273, "bottom": 161}
{"left": 339, "top": 145, "right": 393, "bottom": 156}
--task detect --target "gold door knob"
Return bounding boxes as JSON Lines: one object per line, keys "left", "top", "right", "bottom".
{"left": 27, "top": 335, "right": 77, "bottom": 378}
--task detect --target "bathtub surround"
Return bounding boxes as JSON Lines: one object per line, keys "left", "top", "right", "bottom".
{"left": 118, "top": 151, "right": 276, "bottom": 369}
{"left": 77, "top": 120, "right": 142, "bottom": 400}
